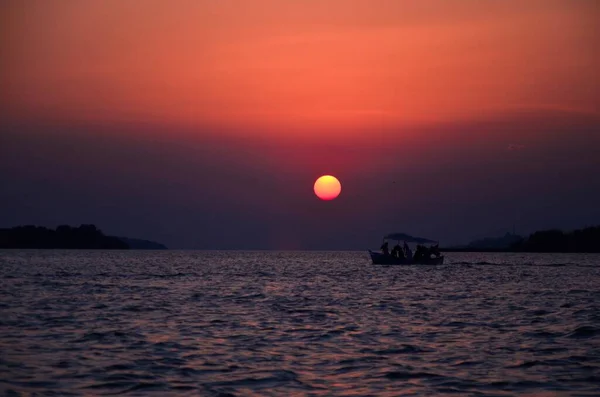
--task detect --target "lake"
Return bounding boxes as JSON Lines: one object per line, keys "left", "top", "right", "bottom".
{"left": 1, "top": 250, "right": 599, "bottom": 396}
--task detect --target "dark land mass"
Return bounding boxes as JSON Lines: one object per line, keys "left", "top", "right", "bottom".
{"left": 117, "top": 237, "right": 168, "bottom": 250}
{"left": 441, "top": 247, "right": 516, "bottom": 252}
{"left": 467, "top": 232, "right": 524, "bottom": 250}
{"left": 0, "top": 225, "right": 167, "bottom": 250}
{"left": 442, "top": 226, "right": 600, "bottom": 253}
{"left": 2, "top": 224, "right": 599, "bottom": 252}
{"left": 442, "top": 232, "right": 524, "bottom": 252}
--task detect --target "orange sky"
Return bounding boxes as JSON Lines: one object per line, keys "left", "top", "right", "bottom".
{"left": 2, "top": 0, "right": 598, "bottom": 136}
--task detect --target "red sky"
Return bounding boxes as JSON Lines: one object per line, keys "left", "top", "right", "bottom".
{"left": 1, "top": 1, "right": 599, "bottom": 248}
{"left": 2, "top": 1, "right": 598, "bottom": 133}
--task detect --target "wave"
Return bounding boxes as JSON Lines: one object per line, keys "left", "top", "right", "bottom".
{"left": 449, "top": 261, "right": 596, "bottom": 267}
{"left": 384, "top": 370, "right": 444, "bottom": 380}
{"left": 145, "top": 272, "right": 195, "bottom": 278}
{"left": 566, "top": 325, "right": 600, "bottom": 339}
{"left": 204, "top": 370, "right": 300, "bottom": 389}
{"left": 507, "top": 358, "right": 570, "bottom": 368}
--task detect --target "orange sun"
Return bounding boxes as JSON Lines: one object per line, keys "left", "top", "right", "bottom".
{"left": 314, "top": 175, "right": 342, "bottom": 200}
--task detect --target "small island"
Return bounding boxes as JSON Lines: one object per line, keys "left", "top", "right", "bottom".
{"left": 0, "top": 224, "right": 167, "bottom": 250}
{"left": 443, "top": 226, "right": 600, "bottom": 253}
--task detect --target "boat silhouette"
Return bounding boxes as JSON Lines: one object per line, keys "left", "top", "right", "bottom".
{"left": 369, "top": 232, "right": 444, "bottom": 265}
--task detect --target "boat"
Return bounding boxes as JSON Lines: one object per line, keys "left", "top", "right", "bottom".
{"left": 368, "top": 232, "right": 445, "bottom": 265}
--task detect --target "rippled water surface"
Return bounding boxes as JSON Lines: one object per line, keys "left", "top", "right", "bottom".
{"left": 1, "top": 250, "right": 599, "bottom": 396}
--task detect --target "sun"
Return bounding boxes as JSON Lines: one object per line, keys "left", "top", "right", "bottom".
{"left": 314, "top": 175, "right": 341, "bottom": 200}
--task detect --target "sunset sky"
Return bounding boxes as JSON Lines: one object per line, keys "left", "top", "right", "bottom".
{"left": 1, "top": 1, "right": 599, "bottom": 249}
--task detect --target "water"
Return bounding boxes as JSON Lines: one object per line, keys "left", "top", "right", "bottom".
{"left": 1, "top": 251, "right": 599, "bottom": 396}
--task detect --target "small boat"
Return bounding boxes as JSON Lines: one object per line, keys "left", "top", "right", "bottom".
{"left": 368, "top": 232, "right": 444, "bottom": 265}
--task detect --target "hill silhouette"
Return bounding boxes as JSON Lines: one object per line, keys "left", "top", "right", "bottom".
{"left": 467, "top": 232, "right": 523, "bottom": 250}
{"left": 443, "top": 226, "right": 600, "bottom": 253}
{"left": 511, "top": 226, "right": 600, "bottom": 253}
{"left": 0, "top": 225, "right": 167, "bottom": 250}
{"left": 117, "top": 237, "right": 167, "bottom": 250}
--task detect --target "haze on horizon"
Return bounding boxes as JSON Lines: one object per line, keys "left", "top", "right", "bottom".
{"left": 1, "top": 1, "right": 599, "bottom": 249}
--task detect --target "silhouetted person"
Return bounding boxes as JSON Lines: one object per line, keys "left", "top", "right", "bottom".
{"left": 392, "top": 242, "right": 403, "bottom": 258}
{"left": 403, "top": 241, "right": 412, "bottom": 259}
{"left": 414, "top": 245, "right": 424, "bottom": 261}
{"left": 431, "top": 244, "right": 441, "bottom": 257}
{"left": 380, "top": 241, "right": 389, "bottom": 255}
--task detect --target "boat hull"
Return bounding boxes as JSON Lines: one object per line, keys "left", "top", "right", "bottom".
{"left": 368, "top": 250, "right": 444, "bottom": 265}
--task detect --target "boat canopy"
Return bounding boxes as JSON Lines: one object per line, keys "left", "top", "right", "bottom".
{"left": 384, "top": 232, "right": 438, "bottom": 244}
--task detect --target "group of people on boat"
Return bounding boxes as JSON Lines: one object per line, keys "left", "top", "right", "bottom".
{"left": 380, "top": 240, "right": 441, "bottom": 260}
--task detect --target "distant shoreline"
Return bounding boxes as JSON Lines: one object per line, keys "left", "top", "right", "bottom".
{"left": 0, "top": 225, "right": 167, "bottom": 250}
{"left": 443, "top": 226, "right": 600, "bottom": 253}
{"left": 441, "top": 248, "right": 600, "bottom": 253}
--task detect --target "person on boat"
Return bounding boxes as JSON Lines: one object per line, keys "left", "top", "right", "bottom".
{"left": 403, "top": 241, "right": 412, "bottom": 259}
{"left": 398, "top": 245, "right": 406, "bottom": 259}
{"left": 380, "top": 241, "right": 389, "bottom": 255}
{"left": 417, "top": 245, "right": 432, "bottom": 260}
{"left": 414, "top": 245, "right": 425, "bottom": 261}
{"left": 431, "top": 244, "right": 441, "bottom": 258}
{"left": 392, "top": 242, "right": 403, "bottom": 258}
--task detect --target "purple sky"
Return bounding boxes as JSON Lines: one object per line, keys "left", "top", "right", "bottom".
{"left": 2, "top": 109, "right": 599, "bottom": 249}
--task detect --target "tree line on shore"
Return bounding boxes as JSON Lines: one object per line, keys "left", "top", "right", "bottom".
{"left": 1, "top": 224, "right": 598, "bottom": 252}
{"left": 443, "top": 226, "right": 600, "bottom": 253}
{"left": 0, "top": 225, "right": 166, "bottom": 250}
{"left": 511, "top": 226, "right": 600, "bottom": 253}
